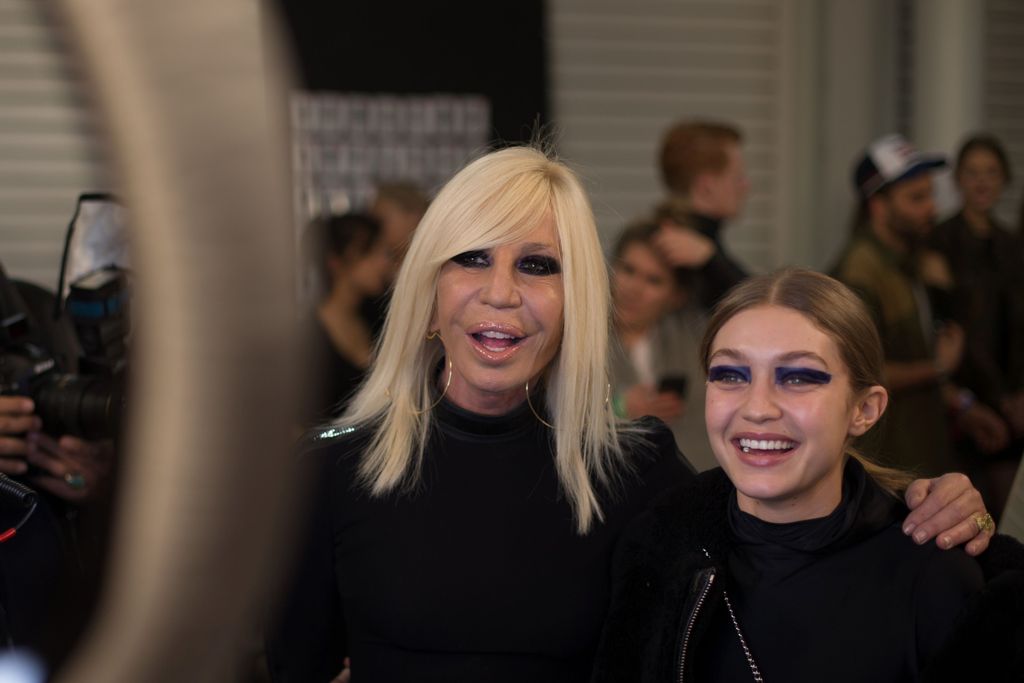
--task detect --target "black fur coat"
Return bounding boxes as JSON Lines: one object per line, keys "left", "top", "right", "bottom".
{"left": 590, "top": 467, "right": 1024, "bottom": 683}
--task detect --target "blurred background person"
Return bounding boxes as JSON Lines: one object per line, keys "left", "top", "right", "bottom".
{"left": 361, "top": 182, "right": 430, "bottom": 335}
{"left": 652, "top": 120, "right": 751, "bottom": 311}
{"left": 832, "top": 134, "right": 1008, "bottom": 478}
{"left": 369, "top": 181, "right": 430, "bottom": 272}
{"left": 609, "top": 219, "right": 715, "bottom": 471}
{"left": 929, "top": 133, "right": 1024, "bottom": 517}
{"left": 301, "top": 212, "right": 392, "bottom": 425}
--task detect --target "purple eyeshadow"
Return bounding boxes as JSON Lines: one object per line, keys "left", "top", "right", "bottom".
{"left": 707, "top": 365, "right": 751, "bottom": 383}
{"left": 775, "top": 367, "right": 832, "bottom": 385}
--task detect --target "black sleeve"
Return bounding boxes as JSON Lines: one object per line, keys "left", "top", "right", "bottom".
{"left": 632, "top": 416, "right": 698, "bottom": 483}
{"left": 12, "top": 279, "right": 81, "bottom": 372}
{"left": 591, "top": 504, "right": 663, "bottom": 683}
{"left": 912, "top": 548, "right": 984, "bottom": 670}
{"left": 921, "top": 535, "right": 1024, "bottom": 682}
{"left": 592, "top": 421, "right": 698, "bottom": 683}
{"left": 265, "top": 452, "right": 347, "bottom": 682}
{"left": 695, "top": 249, "right": 748, "bottom": 311}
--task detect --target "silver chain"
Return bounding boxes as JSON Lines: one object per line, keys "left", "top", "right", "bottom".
{"left": 722, "top": 590, "right": 764, "bottom": 683}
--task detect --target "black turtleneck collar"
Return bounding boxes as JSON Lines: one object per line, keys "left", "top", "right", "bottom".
{"left": 434, "top": 396, "right": 545, "bottom": 440}
{"left": 728, "top": 458, "right": 901, "bottom": 566}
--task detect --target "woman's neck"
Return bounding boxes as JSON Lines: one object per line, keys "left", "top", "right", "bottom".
{"left": 445, "top": 379, "right": 528, "bottom": 416}
{"left": 617, "top": 323, "right": 652, "bottom": 350}
{"left": 962, "top": 206, "right": 993, "bottom": 237}
{"left": 735, "top": 458, "right": 845, "bottom": 524}
{"left": 321, "top": 278, "right": 361, "bottom": 313}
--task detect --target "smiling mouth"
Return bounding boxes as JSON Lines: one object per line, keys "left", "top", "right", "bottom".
{"left": 737, "top": 438, "right": 797, "bottom": 454}
{"left": 471, "top": 330, "right": 525, "bottom": 352}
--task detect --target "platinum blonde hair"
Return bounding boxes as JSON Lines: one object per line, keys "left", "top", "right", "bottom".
{"left": 336, "top": 145, "right": 626, "bottom": 533}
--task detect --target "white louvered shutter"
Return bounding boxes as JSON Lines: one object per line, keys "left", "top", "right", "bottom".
{"left": 984, "top": 0, "right": 1024, "bottom": 229}
{"left": 550, "top": 0, "right": 787, "bottom": 271}
{"left": 0, "top": 0, "right": 109, "bottom": 289}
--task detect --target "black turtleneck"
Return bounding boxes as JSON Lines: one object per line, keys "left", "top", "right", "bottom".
{"left": 672, "top": 212, "right": 748, "bottom": 310}
{"left": 696, "top": 459, "right": 984, "bottom": 682}
{"left": 687, "top": 212, "right": 724, "bottom": 241}
{"left": 266, "top": 403, "right": 693, "bottom": 683}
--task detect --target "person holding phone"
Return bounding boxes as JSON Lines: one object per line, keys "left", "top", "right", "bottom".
{"left": 610, "top": 219, "right": 715, "bottom": 471}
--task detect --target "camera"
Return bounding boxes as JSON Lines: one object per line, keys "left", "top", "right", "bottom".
{"left": 0, "top": 266, "right": 127, "bottom": 440}
{"left": 0, "top": 193, "right": 130, "bottom": 441}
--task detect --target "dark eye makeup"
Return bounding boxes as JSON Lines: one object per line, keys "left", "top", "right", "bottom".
{"left": 518, "top": 254, "right": 561, "bottom": 275}
{"left": 451, "top": 250, "right": 490, "bottom": 268}
{"left": 708, "top": 365, "right": 751, "bottom": 384}
{"left": 450, "top": 250, "right": 560, "bottom": 276}
{"left": 708, "top": 365, "right": 832, "bottom": 387}
{"left": 775, "top": 367, "right": 832, "bottom": 386}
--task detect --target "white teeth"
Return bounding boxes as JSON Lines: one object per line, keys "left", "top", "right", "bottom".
{"left": 738, "top": 438, "right": 795, "bottom": 451}
{"left": 479, "top": 330, "right": 514, "bottom": 339}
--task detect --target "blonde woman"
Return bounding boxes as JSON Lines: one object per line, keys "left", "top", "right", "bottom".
{"left": 267, "top": 150, "right": 992, "bottom": 683}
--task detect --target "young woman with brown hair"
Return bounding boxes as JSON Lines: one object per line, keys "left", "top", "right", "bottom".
{"left": 592, "top": 269, "right": 1023, "bottom": 683}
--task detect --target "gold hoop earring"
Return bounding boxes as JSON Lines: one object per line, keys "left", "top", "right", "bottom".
{"left": 524, "top": 379, "right": 554, "bottom": 429}
{"left": 426, "top": 330, "right": 439, "bottom": 341}
{"left": 413, "top": 357, "right": 453, "bottom": 415}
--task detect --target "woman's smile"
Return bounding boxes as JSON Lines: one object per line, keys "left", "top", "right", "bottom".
{"left": 733, "top": 432, "right": 799, "bottom": 465}
{"left": 467, "top": 322, "right": 528, "bottom": 359}
{"left": 705, "top": 305, "right": 861, "bottom": 522}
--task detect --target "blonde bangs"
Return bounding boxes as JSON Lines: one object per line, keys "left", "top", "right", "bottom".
{"left": 335, "top": 146, "right": 629, "bottom": 534}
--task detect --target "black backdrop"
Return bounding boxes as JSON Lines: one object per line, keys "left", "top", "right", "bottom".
{"left": 273, "top": 0, "right": 548, "bottom": 145}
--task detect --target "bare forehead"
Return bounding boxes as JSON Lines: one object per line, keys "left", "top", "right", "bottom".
{"left": 619, "top": 240, "right": 671, "bottom": 274}
{"left": 711, "top": 305, "right": 840, "bottom": 365}
{"left": 961, "top": 147, "right": 1002, "bottom": 168}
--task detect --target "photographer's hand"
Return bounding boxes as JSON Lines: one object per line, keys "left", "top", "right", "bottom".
{"left": 0, "top": 396, "right": 42, "bottom": 474}
{"left": 26, "top": 432, "right": 112, "bottom": 503}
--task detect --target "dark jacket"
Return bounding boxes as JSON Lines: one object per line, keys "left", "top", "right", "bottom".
{"left": 267, "top": 411, "right": 695, "bottom": 683}
{"left": 591, "top": 467, "right": 1024, "bottom": 683}
{"left": 655, "top": 203, "right": 748, "bottom": 312}
{"left": 929, "top": 212, "right": 1024, "bottom": 404}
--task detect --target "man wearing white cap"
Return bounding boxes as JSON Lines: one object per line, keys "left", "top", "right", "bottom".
{"left": 832, "top": 134, "right": 1008, "bottom": 477}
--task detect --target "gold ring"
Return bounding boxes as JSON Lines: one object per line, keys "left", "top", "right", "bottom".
{"left": 973, "top": 512, "right": 995, "bottom": 535}
{"left": 64, "top": 471, "right": 87, "bottom": 490}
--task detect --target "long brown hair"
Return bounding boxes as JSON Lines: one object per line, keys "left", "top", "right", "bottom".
{"left": 699, "top": 268, "right": 913, "bottom": 494}
{"left": 955, "top": 133, "right": 1012, "bottom": 184}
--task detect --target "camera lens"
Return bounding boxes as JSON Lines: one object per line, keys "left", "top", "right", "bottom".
{"left": 32, "top": 373, "right": 123, "bottom": 440}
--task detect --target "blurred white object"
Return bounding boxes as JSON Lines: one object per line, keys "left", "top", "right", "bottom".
{"left": 61, "top": 195, "right": 130, "bottom": 301}
{"left": 0, "top": 650, "right": 45, "bottom": 683}
{"left": 1000, "top": 458, "right": 1024, "bottom": 542}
